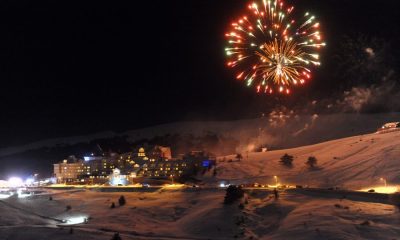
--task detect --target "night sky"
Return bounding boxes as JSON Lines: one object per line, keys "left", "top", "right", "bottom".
{"left": 1, "top": 0, "right": 400, "bottom": 148}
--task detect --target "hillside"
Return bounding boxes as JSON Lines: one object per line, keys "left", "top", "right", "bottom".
{"left": 1, "top": 113, "right": 399, "bottom": 178}
{"left": 217, "top": 130, "right": 400, "bottom": 189}
{"left": 2, "top": 189, "right": 399, "bottom": 240}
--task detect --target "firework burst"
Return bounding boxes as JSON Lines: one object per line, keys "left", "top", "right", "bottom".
{"left": 225, "top": 0, "right": 325, "bottom": 94}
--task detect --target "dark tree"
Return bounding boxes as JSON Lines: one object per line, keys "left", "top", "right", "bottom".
{"left": 235, "top": 153, "right": 243, "bottom": 162}
{"left": 118, "top": 196, "right": 126, "bottom": 206}
{"left": 273, "top": 188, "right": 279, "bottom": 200}
{"left": 389, "top": 193, "right": 400, "bottom": 208}
{"left": 280, "top": 153, "right": 294, "bottom": 167}
{"left": 110, "top": 202, "right": 116, "bottom": 208}
{"left": 306, "top": 156, "right": 318, "bottom": 169}
{"left": 111, "top": 232, "right": 122, "bottom": 240}
{"left": 224, "top": 185, "right": 244, "bottom": 205}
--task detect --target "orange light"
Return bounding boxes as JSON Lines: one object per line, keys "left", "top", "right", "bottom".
{"left": 237, "top": 72, "right": 244, "bottom": 79}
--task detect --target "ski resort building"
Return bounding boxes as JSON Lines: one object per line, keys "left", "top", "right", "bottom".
{"left": 52, "top": 146, "right": 213, "bottom": 185}
{"left": 376, "top": 122, "right": 400, "bottom": 134}
{"left": 53, "top": 159, "right": 85, "bottom": 183}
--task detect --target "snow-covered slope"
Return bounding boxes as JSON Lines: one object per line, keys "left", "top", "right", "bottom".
{"left": 1, "top": 189, "right": 399, "bottom": 240}
{"left": 217, "top": 130, "right": 400, "bottom": 189}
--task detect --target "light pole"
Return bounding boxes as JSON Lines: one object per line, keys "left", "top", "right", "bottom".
{"left": 34, "top": 173, "right": 39, "bottom": 187}
{"left": 380, "top": 177, "right": 387, "bottom": 187}
{"left": 274, "top": 175, "right": 278, "bottom": 186}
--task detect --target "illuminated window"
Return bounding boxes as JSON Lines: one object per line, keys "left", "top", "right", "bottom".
{"left": 138, "top": 147, "right": 146, "bottom": 157}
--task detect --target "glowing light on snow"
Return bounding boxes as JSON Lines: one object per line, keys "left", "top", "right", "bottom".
{"left": 8, "top": 177, "right": 23, "bottom": 187}
{"left": 360, "top": 186, "right": 399, "bottom": 194}
{"left": 163, "top": 184, "right": 184, "bottom": 189}
{"left": 0, "top": 193, "right": 12, "bottom": 199}
{"left": 25, "top": 178, "right": 35, "bottom": 185}
{"left": 63, "top": 216, "right": 88, "bottom": 225}
{"left": 17, "top": 188, "right": 32, "bottom": 198}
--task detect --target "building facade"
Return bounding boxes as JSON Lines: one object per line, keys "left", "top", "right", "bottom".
{"left": 53, "top": 159, "right": 84, "bottom": 183}
{"left": 53, "top": 146, "right": 213, "bottom": 185}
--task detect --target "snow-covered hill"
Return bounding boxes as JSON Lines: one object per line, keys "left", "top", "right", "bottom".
{"left": 1, "top": 188, "right": 399, "bottom": 240}
{"left": 217, "top": 130, "right": 400, "bottom": 189}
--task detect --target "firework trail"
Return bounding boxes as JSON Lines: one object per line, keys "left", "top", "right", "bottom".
{"left": 225, "top": 0, "right": 325, "bottom": 94}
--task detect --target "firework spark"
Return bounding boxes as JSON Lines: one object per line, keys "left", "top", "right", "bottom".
{"left": 225, "top": 0, "right": 325, "bottom": 94}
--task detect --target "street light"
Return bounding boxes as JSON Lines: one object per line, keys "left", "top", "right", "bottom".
{"left": 380, "top": 177, "right": 387, "bottom": 187}
{"left": 8, "top": 177, "right": 23, "bottom": 188}
{"left": 274, "top": 176, "right": 278, "bottom": 186}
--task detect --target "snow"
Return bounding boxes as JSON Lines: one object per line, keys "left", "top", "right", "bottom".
{"left": 0, "top": 189, "right": 236, "bottom": 239}
{"left": 217, "top": 130, "right": 400, "bottom": 189}
{"left": 1, "top": 188, "right": 399, "bottom": 240}
{"left": 263, "top": 196, "right": 400, "bottom": 240}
